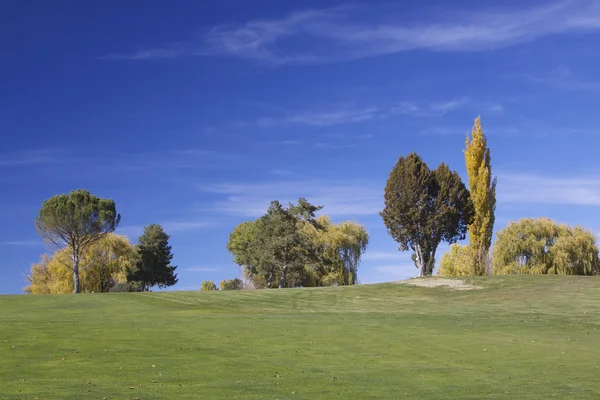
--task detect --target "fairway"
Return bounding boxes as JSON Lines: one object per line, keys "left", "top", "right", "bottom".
{"left": 1, "top": 276, "right": 600, "bottom": 399}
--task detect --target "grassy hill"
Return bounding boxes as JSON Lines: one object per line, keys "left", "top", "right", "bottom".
{"left": 1, "top": 275, "right": 599, "bottom": 399}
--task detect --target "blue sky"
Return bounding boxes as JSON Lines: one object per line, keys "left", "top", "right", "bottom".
{"left": 2, "top": 0, "right": 600, "bottom": 294}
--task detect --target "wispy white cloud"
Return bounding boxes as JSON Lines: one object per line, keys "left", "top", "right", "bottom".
{"left": 267, "top": 169, "right": 300, "bottom": 176}
{"left": 362, "top": 251, "right": 403, "bottom": 261}
{"left": 418, "top": 123, "right": 520, "bottom": 137}
{"left": 117, "top": 219, "right": 214, "bottom": 239}
{"left": 0, "top": 149, "right": 65, "bottom": 167}
{"left": 201, "top": 180, "right": 383, "bottom": 218}
{"left": 498, "top": 172, "right": 600, "bottom": 206}
{"left": 394, "top": 97, "right": 503, "bottom": 118}
{"left": 256, "top": 107, "right": 380, "bottom": 128}
{"left": 513, "top": 65, "right": 600, "bottom": 92}
{"left": 102, "top": 1, "right": 600, "bottom": 65}
{"left": 162, "top": 220, "right": 215, "bottom": 232}
{"left": 99, "top": 149, "right": 231, "bottom": 172}
{"left": 393, "top": 97, "right": 469, "bottom": 117}
{"left": 99, "top": 46, "right": 191, "bottom": 61}
{"left": 0, "top": 148, "right": 232, "bottom": 173}
{"left": 249, "top": 98, "right": 497, "bottom": 131}
{"left": 326, "top": 133, "right": 374, "bottom": 140}
{"left": 372, "top": 265, "right": 415, "bottom": 277}
{"left": 359, "top": 263, "right": 416, "bottom": 284}
{"left": 419, "top": 121, "right": 600, "bottom": 138}
{"left": 183, "top": 266, "right": 219, "bottom": 272}
{"left": 313, "top": 142, "right": 357, "bottom": 150}
{"left": 0, "top": 240, "right": 41, "bottom": 247}
{"left": 264, "top": 140, "right": 303, "bottom": 147}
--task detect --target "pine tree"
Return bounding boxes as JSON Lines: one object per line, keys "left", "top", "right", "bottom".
{"left": 36, "top": 189, "right": 120, "bottom": 293}
{"left": 129, "top": 224, "right": 177, "bottom": 291}
{"left": 464, "top": 116, "right": 497, "bottom": 275}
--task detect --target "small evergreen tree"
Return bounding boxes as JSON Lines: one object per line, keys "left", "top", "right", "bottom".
{"left": 129, "top": 224, "right": 177, "bottom": 291}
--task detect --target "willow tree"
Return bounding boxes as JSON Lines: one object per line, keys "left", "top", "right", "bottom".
{"left": 303, "top": 216, "right": 369, "bottom": 286}
{"left": 438, "top": 244, "right": 475, "bottom": 276}
{"left": 464, "top": 116, "right": 497, "bottom": 275}
{"left": 551, "top": 227, "right": 600, "bottom": 275}
{"left": 83, "top": 234, "right": 140, "bottom": 292}
{"left": 36, "top": 189, "right": 120, "bottom": 293}
{"left": 493, "top": 218, "right": 600, "bottom": 275}
{"left": 381, "top": 153, "right": 474, "bottom": 276}
{"left": 25, "top": 234, "right": 137, "bottom": 294}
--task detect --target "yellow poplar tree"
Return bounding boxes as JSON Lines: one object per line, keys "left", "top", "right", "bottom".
{"left": 464, "top": 116, "right": 497, "bottom": 275}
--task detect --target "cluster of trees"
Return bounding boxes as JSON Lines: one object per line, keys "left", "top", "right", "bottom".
{"left": 26, "top": 116, "right": 599, "bottom": 294}
{"left": 28, "top": 190, "right": 178, "bottom": 294}
{"left": 199, "top": 278, "right": 244, "bottom": 291}
{"left": 226, "top": 198, "right": 369, "bottom": 288}
{"left": 439, "top": 218, "right": 600, "bottom": 276}
{"left": 381, "top": 116, "right": 599, "bottom": 277}
{"left": 26, "top": 233, "right": 136, "bottom": 294}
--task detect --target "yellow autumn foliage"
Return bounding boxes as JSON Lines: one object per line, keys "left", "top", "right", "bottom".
{"left": 492, "top": 218, "right": 600, "bottom": 275}
{"left": 25, "top": 234, "right": 139, "bottom": 294}
{"left": 438, "top": 244, "right": 476, "bottom": 277}
{"left": 301, "top": 216, "right": 369, "bottom": 286}
{"left": 464, "top": 116, "right": 497, "bottom": 276}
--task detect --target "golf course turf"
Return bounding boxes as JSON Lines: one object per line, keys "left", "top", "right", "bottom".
{"left": 1, "top": 275, "right": 599, "bottom": 399}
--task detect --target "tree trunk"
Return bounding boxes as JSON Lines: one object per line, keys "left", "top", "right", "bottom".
{"left": 279, "top": 265, "right": 287, "bottom": 288}
{"left": 428, "top": 246, "right": 437, "bottom": 276}
{"left": 72, "top": 250, "right": 80, "bottom": 294}
{"left": 415, "top": 245, "right": 427, "bottom": 276}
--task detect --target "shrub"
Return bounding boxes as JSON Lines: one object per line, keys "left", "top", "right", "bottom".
{"left": 220, "top": 278, "right": 243, "bottom": 290}
{"left": 200, "top": 280, "right": 218, "bottom": 291}
{"left": 109, "top": 282, "right": 134, "bottom": 292}
{"left": 438, "top": 244, "right": 476, "bottom": 276}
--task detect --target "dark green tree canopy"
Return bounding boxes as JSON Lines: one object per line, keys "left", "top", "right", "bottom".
{"left": 381, "top": 153, "right": 473, "bottom": 276}
{"left": 36, "top": 189, "right": 120, "bottom": 293}
{"left": 227, "top": 198, "right": 368, "bottom": 288}
{"left": 36, "top": 189, "right": 120, "bottom": 249}
{"left": 129, "top": 224, "right": 178, "bottom": 291}
{"left": 255, "top": 199, "right": 320, "bottom": 288}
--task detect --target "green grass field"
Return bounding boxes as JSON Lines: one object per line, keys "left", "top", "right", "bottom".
{"left": 1, "top": 275, "right": 600, "bottom": 399}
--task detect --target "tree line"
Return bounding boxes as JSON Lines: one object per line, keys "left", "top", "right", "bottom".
{"left": 226, "top": 198, "right": 369, "bottom": 288}
{"left": 25, "top": 116, "right": 599, "bottom": 294}
{"left": 28, "top": 190, "right": 178, "bottom": 294}
{"left": 382, "top": 116, "right": 599, "bottom": 276}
